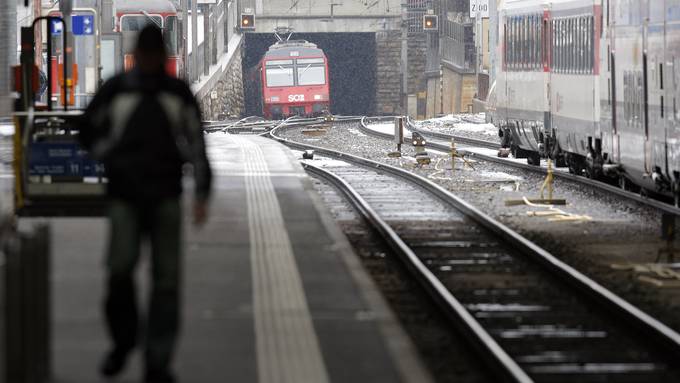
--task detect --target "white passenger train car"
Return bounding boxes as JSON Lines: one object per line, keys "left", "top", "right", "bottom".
{"left": 495, "top": 0, "right": 551, "bottom": 165}
{"left": 490, "top": 0, "right": 680, "bottom": 205}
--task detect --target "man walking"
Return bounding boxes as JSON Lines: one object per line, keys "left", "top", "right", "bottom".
{"left": 79, "top": 25, "right": 212, "bottom": 383}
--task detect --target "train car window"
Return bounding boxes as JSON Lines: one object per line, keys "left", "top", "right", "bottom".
{"left": 571, "top": 18, "right": 577, "bottom": 73}
{"left": 297, "top": 65, "right": 326, "bottom": 85}
{"left": 534, "top": 15, "right": 539, "bottom": 69}
{"left": 543, "top": 18, "right": 548, "bottom": 69}
{"left": 580, "top": 16, "right": 586, "bottom": 73}
{"left": 511, "top": 17, "right": 516, "bottom": 70}
{"left": 164, "top": 16, "right": 178, "bottom": 56}
{"left": 536, "top": 15, "right": 542, "bottom": 69}
{"left": 552, "top": 19, "right": 557, "bottom": 71}
{"left": 576, "top": 17, "right": 582, "bottom": 73}
{"left": 559, "top": 19, "right": 564, "bottom": 73}
{"left": 587, "top": 16, "right": 592, "bottom": 73}
{"left": 265, "top": 64, "right": 295, "bottom": 87}
{"left": 526, "top": 15, "right": 531, "bottom": 69}
{"left": 581, "top": 16, "right": 587, "bottom": 73}
{"left": 503, "top": 21, "right": 507, "bottom": 69}
{"left": 121, "top": 15, "right": 163, "bottom": 31}
{"left": 518, "top": 16, "right": 522, "bottom": 70}
{"left": 519, "top": 16, "right": 524, "bottom": 70}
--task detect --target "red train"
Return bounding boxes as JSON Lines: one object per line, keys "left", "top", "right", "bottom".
{"left": 114, "top": 0, "right": 182, "bottom": 77}
{"left": 251, "top": 40, "right": 330, "bottom": 119}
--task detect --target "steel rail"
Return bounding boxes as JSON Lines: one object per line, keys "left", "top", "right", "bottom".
{"left": 359, "top": 117, "right": 680, "bottom": 216}
{"left": 304, "top": 162, "right": 531, "bottom": 383}
{"left": 407, "top": 119, "right": 502, "bottom": 150}
{"left": 270, "top": 121, "right": 680, "bottom": 365}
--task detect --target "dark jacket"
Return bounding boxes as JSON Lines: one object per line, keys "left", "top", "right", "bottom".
{"left": 79, "top": 69, "right": 211, "bottom": 202}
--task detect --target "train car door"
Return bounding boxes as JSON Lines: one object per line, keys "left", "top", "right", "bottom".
{"left": 543, "top": 6, "right": 552, "bottom": 138}
{"left": 667, "top": 0, "right": 680, "bottom": 195}
{"left": 100, "top": 33, "right": 122, "bottom": 83}
{"left": 646, "top": 0, "right": 667, "bottom": 176}
{"left": 641, "top": 0, "right": 653, "bottom": 174}
{"left": 602, "top": 0, "right": 620, "bottom": 163}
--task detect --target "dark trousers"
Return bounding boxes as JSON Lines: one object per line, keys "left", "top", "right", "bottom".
{"left": 104, "top": 198, "right": 182, "bottom": 374}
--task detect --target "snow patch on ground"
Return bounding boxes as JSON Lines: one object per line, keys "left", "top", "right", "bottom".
{"left": 347, "top": 128, "right": 367, "bottom": 137}
{"left": 415, "top": 113, "right": 498, "bottom": 138}
{"left": 368, "top": 123, "right": 394, "bottom": 135}
{"left": 479, "top": 171, "right": 523, "bottom": 181}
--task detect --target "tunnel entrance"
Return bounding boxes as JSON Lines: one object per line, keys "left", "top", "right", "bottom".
{"left": 243, "top": 33, "right": 377, "bottom": 117}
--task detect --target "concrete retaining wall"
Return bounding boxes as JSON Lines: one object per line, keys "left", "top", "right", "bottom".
{"left": 374, "top": 31, "right": 401, "bottom": 115}
{"left": 193, "top": 36, "right": 245, "bottom": 120}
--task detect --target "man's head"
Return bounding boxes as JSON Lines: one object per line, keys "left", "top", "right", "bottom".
{"left": 134, "top": 25, "right": 167, "bottom": 74}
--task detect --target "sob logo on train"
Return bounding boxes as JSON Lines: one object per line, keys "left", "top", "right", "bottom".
{"left": 288, "top": 94, "right": 305, "bottom": 102}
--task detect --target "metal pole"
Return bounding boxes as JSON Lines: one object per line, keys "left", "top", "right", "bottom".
{"left": 60, "top": 0, "right": 73, "bottom": 110}
{"left": 182, "top": 0, "right": 188, "bottom": 79}
{"left": 402, "top": 2, "right": 408, "bottom": 114}
{"left": 192, "top": 0, "right": 198, "bottom": 82}
{"left": 0, "top": 0, "right": 16, "bottom": 116}
{"left": 203, "top": 4, "right": 210, "bottom": 77}
{"left": 489, "top": 0, "right": 498, "bottom": 83}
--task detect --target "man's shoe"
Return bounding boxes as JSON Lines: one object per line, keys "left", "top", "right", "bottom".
{"left": 100, "top": 350, "right": 129, "bottom": 377}
{"left": 145, "top": 370, "right": 176, "bottom": 383}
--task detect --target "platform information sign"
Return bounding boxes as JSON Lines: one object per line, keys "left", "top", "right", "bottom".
{"left": 470, "top": 0, "right": 490, "bottom": 18}
{"left": 29, "top": 142, "right": 104, "bottom": 177}
{"left": 50, "top": 15, "right": 95, "bottom": 35}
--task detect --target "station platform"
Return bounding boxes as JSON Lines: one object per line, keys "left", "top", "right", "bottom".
{"left": 23, "top": 134, "right": 430, "bottom": 383}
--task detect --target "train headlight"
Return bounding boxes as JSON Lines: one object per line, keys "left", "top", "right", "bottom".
{"left": 271, "top": 96, "right": 279, "bottom": 102}
{"left": 314, "top": 94, "right": 322, "bottom": 100}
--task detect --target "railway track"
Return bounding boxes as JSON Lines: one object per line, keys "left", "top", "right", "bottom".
{"left": 271, "top": 123, "right": 680, "bottom": 383}
{"left": 203, "top": 115, "right": 362, "bottom": 135}
{"left": 361, "top": 117, "right": 680, "bottom": 216}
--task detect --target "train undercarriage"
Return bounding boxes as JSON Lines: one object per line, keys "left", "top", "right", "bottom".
{"left": 499, "top": 121, "right": 680, "bottom": 207}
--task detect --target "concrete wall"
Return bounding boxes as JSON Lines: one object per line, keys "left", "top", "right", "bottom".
{"left": 194, "top": 39, "right": 245, "bottom": 120}
{"left": 407, "top": 33, "right": 427, "bottom": 96}
{"left": 239, "top": 0, "right": 401, "bottom": 33}
{"left": 374, "top": 31, "right": 401, "bottom": 115}
{"left": 242, "top": 0, "right": 401, "bottom": 33}
{"left": 442, "top": 65, "right": 476, "bottom": 114}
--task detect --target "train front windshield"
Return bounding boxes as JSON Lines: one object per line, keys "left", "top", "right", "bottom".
{"left": 120, "top": 15, "right": 178, "bottom": 56}
{"left": 265, "top": 58, "right": 326, "bottom": 87}
{"left": 296, "top": 58, "right": 326, "bottom": 85}
{"left": 265, "top": 60, "right": 295, "bottom": 87}
{"left": 163, "top": 16, "right": 178, "bottom": 56}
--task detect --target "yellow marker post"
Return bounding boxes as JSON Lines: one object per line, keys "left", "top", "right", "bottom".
{"left": 540, "top": 159, "right": 554, "bottom": 200}
{"left": 450, "top": 138, "right": 456, "bottom": 175}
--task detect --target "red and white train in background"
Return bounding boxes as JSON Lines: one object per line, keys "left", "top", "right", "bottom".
{"left": 489, "top": 0, "right": 680, "bottom": 205}
{"left": 42, "top": 0, "right": 182, "bottom": 108}
{"left": 250, "top": 39, "right": 330, "bottom": 119}
{"left": 114, "top": 0, "right": 182, "bottom": 77}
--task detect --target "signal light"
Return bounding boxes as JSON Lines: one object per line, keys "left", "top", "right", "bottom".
{"left": 240, "top": 13, "right": 255, "bottom": 30}
{"left": 423, "top": 14, "right": 438, "bottom": 31}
